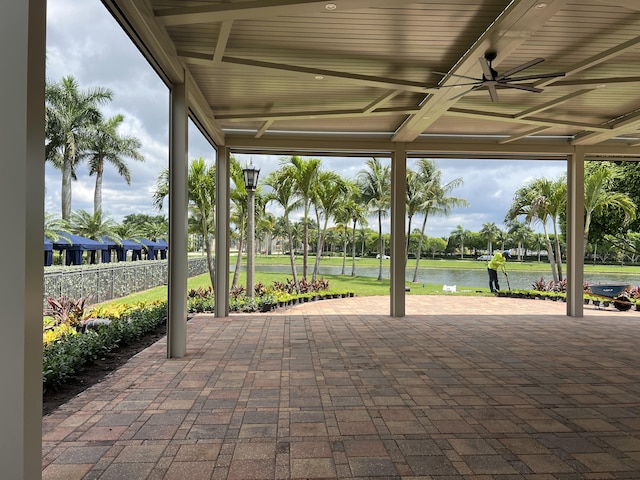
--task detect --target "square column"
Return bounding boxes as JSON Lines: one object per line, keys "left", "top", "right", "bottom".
{"left": 0, "top": 1, "right": 46, "bottom": 477}
{"left": 566, "top": 148, "right": 585, "bottom": 317}
{"left": 167, "top": 80, "right": 188, "bottom": 357}
{"left": 215, "top": 147, "right": 230, "bottom": 317}
{"left": 390, "top": 144, "right": 407, "bottom": 317}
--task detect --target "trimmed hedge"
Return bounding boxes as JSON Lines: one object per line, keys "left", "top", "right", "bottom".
{"left": 43, "top": 302, "right": 167, "bottom": 392}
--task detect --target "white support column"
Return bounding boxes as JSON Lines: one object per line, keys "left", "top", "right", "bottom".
{"left": 566, "top": 148, "right": 585, "bottom": 317}
{"left": 167, "top": 80, "right": 188, "bottom": 358}
{"left": 0, "top": 1, "right": 45, "bottom": 477}
{"left": 390, "top": 144, "right": 407, "bottom": 317}
{"left": 215, "top": 147, "right": 230, "bottom": 317}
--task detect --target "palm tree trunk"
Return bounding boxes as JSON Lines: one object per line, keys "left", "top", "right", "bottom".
{"left": 412, "top": 214, "right": 428, "bottom": 283}
{"left": 61, "top": 155, "right": 73, "bottom": 221}
{"left": 552, "top": 219, "right": 563, "bottom": 281}
{"left": 341, "top": 238, "right": 347, "bottom": 275}
{"left": 285, "top": 217, "right": 299, "bottom": 291}
{"left": 542, "top": 223, "right": 558, "bottom": 284}
{"left": 231, "top": 234, "right": 244, "bottom": 289}
{"left": 351, "top": 219, "right": 357, "bottom": 277}
{"left": 405, "top": 214, "right": 413, "bottom": 267}
{"left": 93, "top": 157, "right": 104, "bottom": 215}
{"left": 202, "top": 218, "right": 216, "bottom": 288}
{"left": 377, "top": 210, "right": 383, "bottom": 281}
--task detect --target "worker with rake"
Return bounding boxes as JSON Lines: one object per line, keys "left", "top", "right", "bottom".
{"left": 487, "top": 250, "right": 510, "bottom": 293}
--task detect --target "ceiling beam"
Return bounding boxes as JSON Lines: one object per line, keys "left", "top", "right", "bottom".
{"left": 155, "top": 0, "right": 421, "bottom": 26}
{"left": 572, "top": 111, "right": 640, "bottom": 145}
{"left": 498, "top": 126, "right": 551, "bottom": 144}
{"left": 179, "top": 52, "right": 434, "bottom": 93}
{"left": 535, "top": 35, "right": 640, "bottom": 88}
{"left": 446, "top": 107, "right": 611, "bottom": 132}
{"left": 216, "top": 106, "right": 419, "bottom": 122}
{"left": 515, "top": 89, "right": 594, "bottom": 119}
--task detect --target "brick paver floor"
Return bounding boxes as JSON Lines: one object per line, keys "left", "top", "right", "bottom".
{"left": 42, "top": 296, "right": 640, "bottom": 479}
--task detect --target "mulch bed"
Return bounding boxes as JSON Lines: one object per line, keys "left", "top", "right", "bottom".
{"left": 42, "top": 323, "right": 167, "bottom": 416}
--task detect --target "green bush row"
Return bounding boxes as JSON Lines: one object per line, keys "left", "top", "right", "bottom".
{"left": 43, "top": 302, "right": 167, "bottom": 392}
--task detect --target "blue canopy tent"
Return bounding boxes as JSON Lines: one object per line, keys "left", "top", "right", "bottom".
{"left": 136, "top": 238, "right": 168, "bottom": 260}
{"left": 99, "top": 237, "right": 144, "bottom": 262}
{"left": 155, "top": 239, "right": 168, "bottom": 259}
{"left": 44, "top": 238, "right": 53, "bottom": 266}
{"left": 52, "top": 233, "right": 107, "bottom": 266}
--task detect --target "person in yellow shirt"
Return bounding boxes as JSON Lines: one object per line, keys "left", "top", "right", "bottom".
{"left": 487, "top": 250, "right": 510, "bottom": 292}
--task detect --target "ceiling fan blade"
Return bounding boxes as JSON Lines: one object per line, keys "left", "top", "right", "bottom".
{"left": 432, "top": 71, "right": 481, "bottom": 82}
{"left": 495, "top": 57, "right": 544, "bottom": 80}
{"left": 487, "top": 83, "right": 499, "bottom": 102}
{"left": 448, "top": 84, "right": 483, "bottom": 101}
{"left": 505, "top": 72, "right": 566, "bottom": 82}
{"left": 432, "top": 81, "right": 483, "bottom": 88}
{"left": 479, "top": 57, "right": 494, "bottom": 80}
{"left": 499, "top": 83, "right": 544, "bottom": 93}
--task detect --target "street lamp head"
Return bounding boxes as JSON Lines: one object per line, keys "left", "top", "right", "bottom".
{"left": 242, "top": 163, "right": 260, "bottom": 191}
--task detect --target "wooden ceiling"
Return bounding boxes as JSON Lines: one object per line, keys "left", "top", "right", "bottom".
{"left": 102, "top": 0, "right": 640, "bottom": 158}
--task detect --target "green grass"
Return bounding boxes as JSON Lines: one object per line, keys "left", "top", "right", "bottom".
{"left": 95, "top": 254, "right": 640, "bottom": 309}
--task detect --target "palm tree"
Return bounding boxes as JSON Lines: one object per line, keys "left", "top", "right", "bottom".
{"left": 83, "top": 114, "right": 144, "bottom": 215}
{"left": 68, "top": 209, "right": 120, "bottom": 264}
{"left": 405, "top": 169, "right": 423, "bottom": 265}
{"left": 153, "top": 157, "right": 216, "bottom": 287}
{"left": 311, "top": 171, "right": 348, "bottom": 281}
{"left": 450, "top": 225, "right": 469, "bottom": 259}
{"left": 412, "top": 159, "right": 468, "bottom": 282}
{"left": 345, "top": 189, "right": 368, "bottom": 277}
{"left": 46, "top": 76, "right": 113, "bottom": 220}
{"left": 282, "top": 155, "right": 321, "bottom": 278}
{"left": 480, "top": 222, "right": 500, "bottom": 254}
{"left": 357, "top": 158, "right": 391, "bottom": 281}
{"left": 584, "top": 162, "right": 635, "bottom": 252}
{"left": 258, "top": 212, "right": 276, "bottom": 256}
{"left": 263, "top": 169, "right": 303, "bottom": 288}
{"left": 44, "top": 213, "right": 70, "bottom": 242}
{"left": 507, "top": 220, "right": 533, "bottom": 261}
{"left": 506, "top": 177, "right": 562, "bottom": 283}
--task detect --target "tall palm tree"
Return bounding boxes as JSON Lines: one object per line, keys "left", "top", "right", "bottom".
{"left": 480, "top": 222, "right": 500, "bottom": 254}
{"left": 83, "top": 114, "right": 144, "bottom": 215}
{"left": 258, "top": 212, "right": 276, "bottom": 256}
{"left": 344, "top": 188, "right": 368, "bottom": 277}
{"left": 412, "top": 159, "right": 467, "bottom": 282}
{"left": 282, "top": 155, "right": 321, "bottom": 278}
{"left": 357, "top": 158, "right": 391, "bottom": 281}
{"left": 405, "top": 169, "right": 424, "bottom": 265}
{"left": 46, "top": 76, "right": 113, "bottom": 220}
{"left": 264, "top": 169, "right": 303, "bottom": 288}
{"left": 450, "top": 225, "right": 470, "bottom": 259}
{"left": 506, "top": 177, "right": 562, "bottom": 283}
{"left": 584, "top": 162, "right": 635, "bottom": 252}
{"left": 507, "top": 220, "right": 533, "bottom": 261}
{"left": 311, "top": 171, "right": 348, "bottom": 281}
{"left": 153, "top": 157, "right": 216, "bottom": 287}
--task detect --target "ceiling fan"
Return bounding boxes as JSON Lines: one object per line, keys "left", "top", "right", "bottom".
{"left": 435, "top": 51, "right": 565, "bottom": 102}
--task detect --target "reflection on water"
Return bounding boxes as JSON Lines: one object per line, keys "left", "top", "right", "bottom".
{"left": 254, "top": 264, "right": 639, "bottom": 290}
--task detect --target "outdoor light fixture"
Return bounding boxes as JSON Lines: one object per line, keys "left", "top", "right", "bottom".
{"left": 242, "top": 162, "right": 260, "bottom": 191}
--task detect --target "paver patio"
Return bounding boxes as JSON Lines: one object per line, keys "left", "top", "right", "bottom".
{"left": 42, "top": 296, "right": 640, "bottom": 479}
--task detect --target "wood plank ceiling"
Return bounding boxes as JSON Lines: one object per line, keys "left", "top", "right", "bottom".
{"left": 102, "top": 0, "right": 640, "bottom": 157}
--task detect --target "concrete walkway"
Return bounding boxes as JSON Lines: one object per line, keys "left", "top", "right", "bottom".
{"left": 42, "top": 296, "right": 640, "bottom": 479}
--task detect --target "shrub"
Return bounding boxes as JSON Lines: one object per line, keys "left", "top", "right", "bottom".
{"left": 43, "top": 302, "right": 167, "bottom": 392}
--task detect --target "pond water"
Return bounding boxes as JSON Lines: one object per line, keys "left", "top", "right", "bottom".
{"left": 254, "top": 264, "right": 640, "bottom": 291}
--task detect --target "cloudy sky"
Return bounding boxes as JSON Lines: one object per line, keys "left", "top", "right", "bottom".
{"left": 45, "top": 0, "right": 567, "bottom": 238}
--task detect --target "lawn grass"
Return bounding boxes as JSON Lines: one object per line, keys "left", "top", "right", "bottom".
{"left": 94, "top": 254, "right": 640, "bottom": 309}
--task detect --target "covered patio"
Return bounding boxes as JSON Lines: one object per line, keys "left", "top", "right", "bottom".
{"left": 42, "top": 296, "right": 640, "bottom": 478}
{"left": 4, "top": 1, "right": 640, "bottom": 477}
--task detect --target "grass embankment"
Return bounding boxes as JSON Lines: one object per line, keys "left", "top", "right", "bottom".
{"left": 101, "top": 255, "right": 640, "bottom": 307}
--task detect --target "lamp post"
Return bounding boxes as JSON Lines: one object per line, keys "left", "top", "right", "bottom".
{"left": 242, "top": 162, "right": 260, "bottom": 299}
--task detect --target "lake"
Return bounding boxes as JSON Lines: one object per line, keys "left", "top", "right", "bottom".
{"left": 254, "top": 264, "right": 640, "bottom": 290}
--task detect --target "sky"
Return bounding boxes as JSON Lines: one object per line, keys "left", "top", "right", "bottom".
{"left": 45, "top": 0, "right": 567, "bottom": 238}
